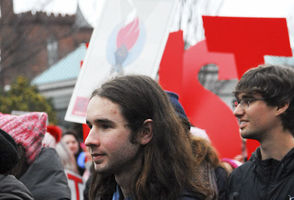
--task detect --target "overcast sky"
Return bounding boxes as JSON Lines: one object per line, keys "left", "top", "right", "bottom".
{"left": 13, "top": 0, "right": 77, "bottom": 15}
{"left": 12, "top": 0, "right": 294, "bottom": 46}
{"left": 13, "top": 0, "right": 294, "bottom": 24}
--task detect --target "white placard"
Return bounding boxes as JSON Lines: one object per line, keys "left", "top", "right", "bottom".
{"left": 65, "top": 0, "right": 178, "bottom": 123}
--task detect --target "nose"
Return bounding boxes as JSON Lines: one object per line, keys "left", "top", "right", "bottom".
{"left": 233, "top": 104, "right": 244, "bottom": 118}
{"left": 85, "top": 127, "right": 100, "bottom": 148}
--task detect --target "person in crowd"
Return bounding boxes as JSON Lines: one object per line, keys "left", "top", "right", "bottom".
{"left": 62, "top": 129, "right": 86, "bottom": 176}
{"left": 85, "top": 75, "right": 209, "bottom": 200}
{"left": 220, "top": 158, "right": 242, "bottom": 175}
{"left": 42, "top": 124, "right": 63, "bottom": 148}
{"left": 56, "top": 140, "right": 80, "bottom": 175}
{"left": 56, "top": 140, "right": 83, "bottom": 200}
{"left": 80, "top": 142, "right": 93, "bottom": 182}
{"left": 226, "top": 64, "right": 294, "bottom": 200}
{"left": 166, "top": 91, "right": 228, "bottom": 200}
{"left": 0, "top": 128, "right": 33, "bottom": 200}
{"left": 0, "top": 112, "right": 71, "bottom": 200}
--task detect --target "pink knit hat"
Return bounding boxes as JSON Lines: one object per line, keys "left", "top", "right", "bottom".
{"left": 0, "top": 112, "right": 47, "bottom": 164}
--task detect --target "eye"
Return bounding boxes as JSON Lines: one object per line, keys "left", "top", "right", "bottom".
{"left": 101, "top": 123, "right": 112, "bottom": 129}
{"left": 243, "top": 98, "right": 255, "bottom": 106}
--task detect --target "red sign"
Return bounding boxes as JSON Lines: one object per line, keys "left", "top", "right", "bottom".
{"left": 159, "top": 16, "right": 292, "bottom": 159}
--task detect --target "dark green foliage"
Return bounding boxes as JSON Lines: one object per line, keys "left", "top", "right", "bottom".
{"left": 0, "top": 76, "right": 57, "bottom": 124}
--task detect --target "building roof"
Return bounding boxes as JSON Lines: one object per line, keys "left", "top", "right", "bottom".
{"left": 32, "top": 44, "right": 87, "bottom": 85}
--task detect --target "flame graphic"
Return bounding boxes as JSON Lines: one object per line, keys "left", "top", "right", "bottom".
{"left": 116, "top": 17, "right": 140, "bottom": 50}
{"left": 112, "top": 17, "right": 140, "bottom": 74}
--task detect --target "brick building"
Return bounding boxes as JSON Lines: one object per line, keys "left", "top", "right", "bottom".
{"left": 0, "top": 0, "right": 93, "bottom": 88}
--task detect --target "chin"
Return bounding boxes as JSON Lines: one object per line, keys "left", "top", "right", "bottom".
{"left": 240, "top": 131, "right": 259, "bottom": 140}
{"left": 94, "top": 164, "right": 111, "bottom": 174}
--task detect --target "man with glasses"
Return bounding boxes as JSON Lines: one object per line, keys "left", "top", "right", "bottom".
{"left": 227, "top": 64, "right": 294, "bottom": 200}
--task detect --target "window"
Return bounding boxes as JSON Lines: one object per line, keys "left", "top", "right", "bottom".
{"left": 47, "top": 36, "right": 58, "bottom": 66}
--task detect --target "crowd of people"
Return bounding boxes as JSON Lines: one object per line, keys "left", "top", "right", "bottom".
{"left": 0, "top": 64, "right": 294, "bottom": 200}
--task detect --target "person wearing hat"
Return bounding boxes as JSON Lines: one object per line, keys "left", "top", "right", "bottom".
{"left": 0, "top": 128, "right": 33, "bottom": 200}
{"left": 0, "top": 112, "right": 71, "bottom": 200}
{"left": 42, "top": 125, "right": 63, "bottom": 148}
{"left": 166, "top": 91, "right": 229, "bottom": 200}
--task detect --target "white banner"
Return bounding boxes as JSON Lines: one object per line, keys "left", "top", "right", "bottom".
{"left": 65, "top": 0, "right": 178, "bottom": 123}
{"left": 65, "top": 170, "right": 85, "bottom": 200}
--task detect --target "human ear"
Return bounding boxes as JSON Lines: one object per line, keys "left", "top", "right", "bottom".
{"left": 276, "top": 102, "right": 289, "bottom": 116}
{"left": 137, "top": 119, "right": 153, "bottom": 145}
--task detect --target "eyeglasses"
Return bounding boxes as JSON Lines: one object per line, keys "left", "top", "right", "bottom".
{"left": 233, "top": 97, "right": 265, "bottom": 109}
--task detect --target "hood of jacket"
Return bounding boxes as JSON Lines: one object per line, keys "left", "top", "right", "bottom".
{"left": 19, "top": 147, "right": 71, "bottom": 200}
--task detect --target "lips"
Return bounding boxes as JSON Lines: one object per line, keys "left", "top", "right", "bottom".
{"left": 239, "top": 120, "right": 248, "bottom": 129}
{"left": 91, "top": 153, "right": 105, "bottom": 163}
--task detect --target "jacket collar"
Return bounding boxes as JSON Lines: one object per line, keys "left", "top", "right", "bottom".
{"left": 251, "top": 147, "right": 294, "bottom": 181}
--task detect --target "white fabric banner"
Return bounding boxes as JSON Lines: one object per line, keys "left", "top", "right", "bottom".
{"left": 65, "top": 0, "right": 178, "bottom": 123}
{"left": 65, "top": 170, "right": 84, "bottom": 200}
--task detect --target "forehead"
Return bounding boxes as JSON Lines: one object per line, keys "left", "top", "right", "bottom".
{"left": 86, "top": 96, "right": 125, "bottom": 123}
{"left": 62, "top": 134, "right": 76, "bottom": 142}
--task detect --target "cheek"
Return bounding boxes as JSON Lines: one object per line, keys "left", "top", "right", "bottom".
{"left": 102, "top": 136, "right": 126, "bottom": 153}
{"left": 101, "top": 131, "right": 133, "bottom": 153}
{"left": 73, "top": 144, "right": 79, "bottom": 152}
{"left": 251, "top": 112, "right": 275, "bottom": 130}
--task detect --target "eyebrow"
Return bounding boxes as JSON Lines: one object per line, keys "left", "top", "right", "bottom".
{"left": 86, "top": 118, "right": 113, "bottom": 125}
{"left": 93, "top": 118, "right": 114, "bottom": 124}
{"left": 237, "top": 94, "right": 254, "bottom": 100}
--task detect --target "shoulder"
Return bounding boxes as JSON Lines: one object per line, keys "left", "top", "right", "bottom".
{"left": 20, "top": 147, "right": 71, "bottom": 200}
{"left": 0, "top": 174, "right": 33, "bottom": 200}
{"left": 214, "top": 167, "right": 228, "bottom": 200}
{"left": 229, "top": 160, "right": 255, "bottom": 186}
{"left": 232, "top": 160, "right": 254, "bottom": 175}
{"left": 215, "top": 166, "right": 228, "bottom": 181}
{"left": 226, "top": 161, "right": 255, "bottom": 199}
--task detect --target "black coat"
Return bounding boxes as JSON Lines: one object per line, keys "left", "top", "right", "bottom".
{"left": 215, "top": 166, "right": 228, "bottom": 200}
{"left": 227, "top": 147, "right": 294, "bottom": 200}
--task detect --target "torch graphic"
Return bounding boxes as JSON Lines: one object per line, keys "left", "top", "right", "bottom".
{"left": 112, "top": 17, "right": 140, "bottom": 74}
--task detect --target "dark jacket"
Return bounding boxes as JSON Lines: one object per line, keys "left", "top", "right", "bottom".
{"left": 227, "top": 147, "right": 294, "bottom": 200}
{"left": 179, "top": 191, "right": 204, "bottom": 200}
{"left": 112, "top": 184, "right": 204, "bottom": 200}
{"left": 84, "top": 177, "right": 204, "bottom": 200}
{"left": 215, "top": 166, "right": 228, "bottom": 200}
{"left": 0, "top": 174, "right": 33, "bottom": 200}
{"left": 20, "top": 147, "right": 71, "bottom": 200}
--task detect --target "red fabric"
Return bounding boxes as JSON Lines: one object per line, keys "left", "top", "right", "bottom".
{"left": 0, "top": 112, "right": 47, "bottom": 164}
{"left": 47, "top": 125, "right": 62, "bottom": 143}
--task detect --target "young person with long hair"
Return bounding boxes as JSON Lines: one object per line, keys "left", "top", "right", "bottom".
{"left": 85, "top": 75, "right": 208, "bottom": 200}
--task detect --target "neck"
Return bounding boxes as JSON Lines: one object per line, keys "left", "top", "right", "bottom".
{"left": 114, "top": 155, "right": 143, "bottom": 198}
{"left": 260, "top": 129, "right": 294, "bottom": 160}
